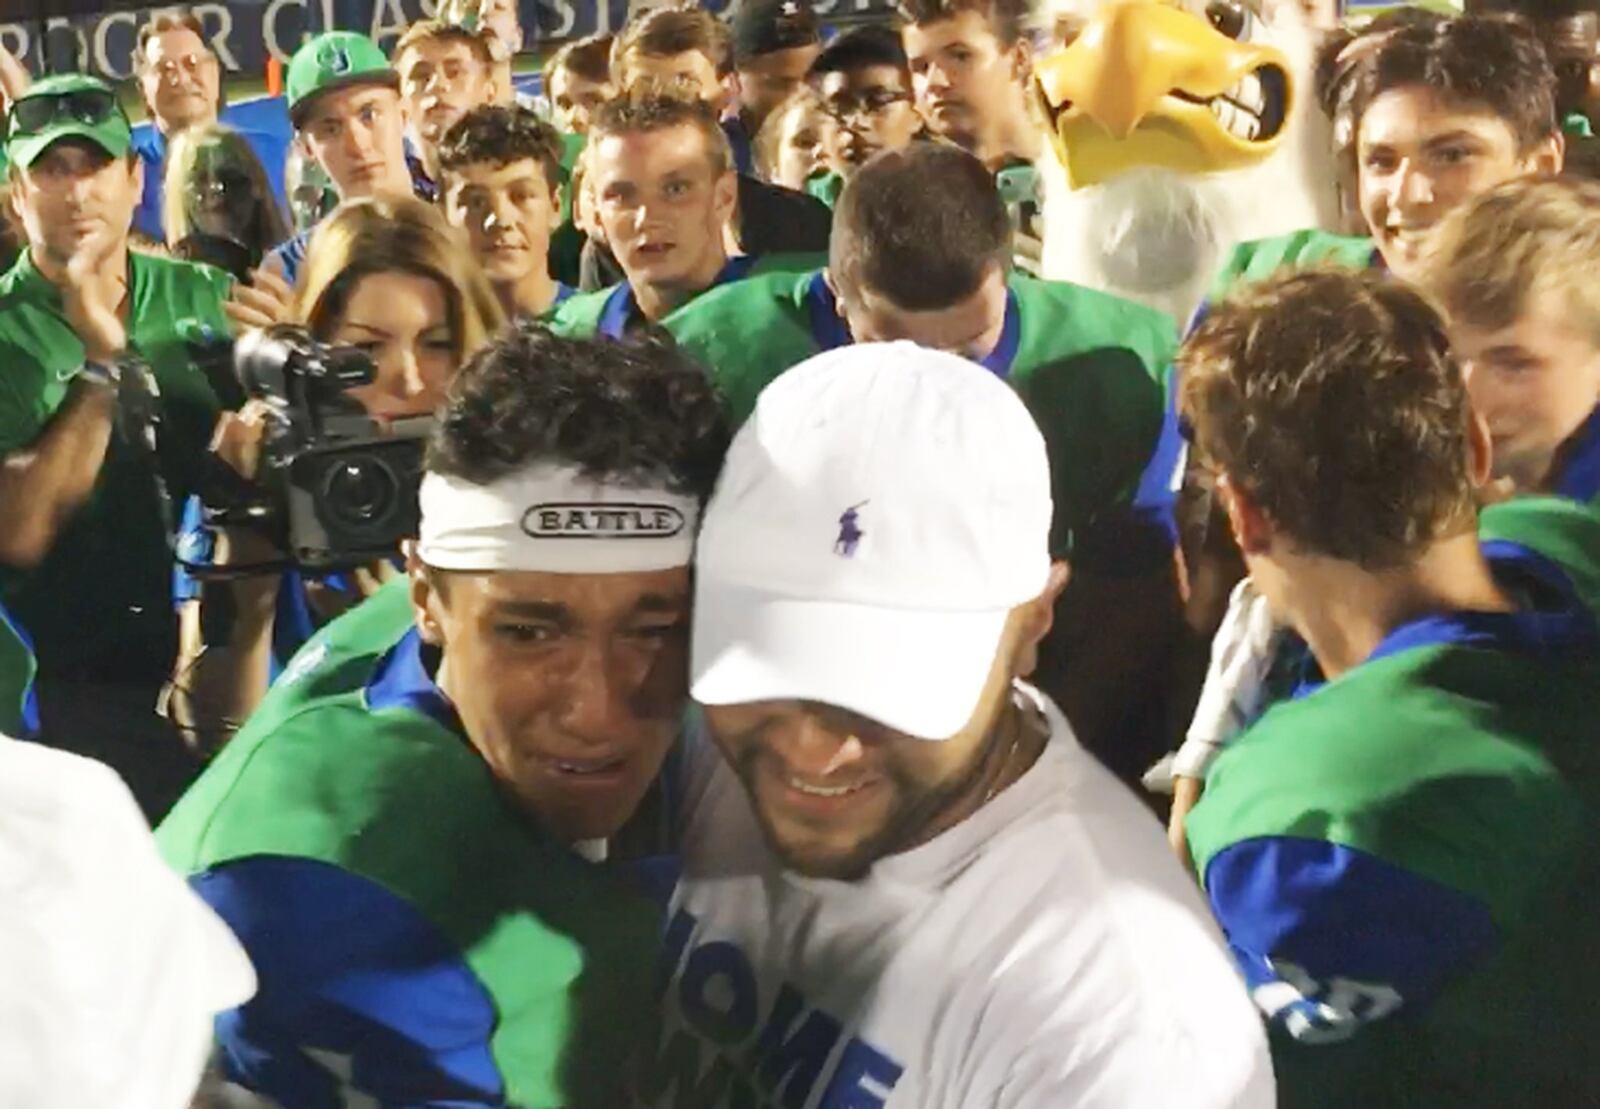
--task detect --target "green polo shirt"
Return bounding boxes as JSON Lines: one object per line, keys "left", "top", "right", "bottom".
{"left": 0, "top": 248, "right": 234, "bottom": 674}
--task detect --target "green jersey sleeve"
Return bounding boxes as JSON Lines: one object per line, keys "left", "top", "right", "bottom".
{"left": 1207, "top": 229, "right": 1378, "bottom": 304}
{"left": 664, "top": 269, "right": 822, "bottom": 427}
{"left": 1007, "top": 275, "right": 1179, "bottom": 565}
{"left": 545, "top": 286, "right": 613, "bottom": 339}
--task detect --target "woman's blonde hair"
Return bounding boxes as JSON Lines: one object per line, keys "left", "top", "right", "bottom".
{"left": 294, "top": 195, "right": 505, "bottom": 366}
{"left": 162, "top": 123, "right": 290, "bottom": 253}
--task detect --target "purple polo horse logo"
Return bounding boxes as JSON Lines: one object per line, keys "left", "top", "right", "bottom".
{"left": 834, "top": 501, "right": 869, "bottom": 557}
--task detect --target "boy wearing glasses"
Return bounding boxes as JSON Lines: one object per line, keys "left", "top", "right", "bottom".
{"left": 0, "top": 73, "right": 236, "bottom": 817}
{"left": 804, "top": 25, "right": 927, "bottom": 207}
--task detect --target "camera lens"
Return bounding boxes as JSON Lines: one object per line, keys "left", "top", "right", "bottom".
{"left": 320, "top": 457, "right": 398, "bottom": 528}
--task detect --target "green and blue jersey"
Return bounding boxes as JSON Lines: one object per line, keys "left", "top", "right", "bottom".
{"left": 664, "top": 267, "right": 1183, "bottom": 573}
{"left": 157, "top": 581, "right": 667, "bottom": 1106}
{"left": 1188, "top": 498, "right": 1600, "bottom": 1107}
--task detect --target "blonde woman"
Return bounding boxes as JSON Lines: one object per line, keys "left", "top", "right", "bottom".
{"left": 162, "top": 123, "right": 290, "bottom": 277}
{"left": 167, "top": 196, "right": 505, "bottom": 752}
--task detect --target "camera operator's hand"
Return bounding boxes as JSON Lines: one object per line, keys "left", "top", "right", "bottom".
{"left": 62, "top": 228, "right": 128, "bottom": 364}
{"left": 210, "top": 399, "right": 273, "bottom": 480}
{"left": 224, "top": 267, "right": 296, "bottom": 332}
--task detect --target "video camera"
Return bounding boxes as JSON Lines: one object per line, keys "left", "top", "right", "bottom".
{"left": 187, "top": 324, "right": 428, "bottom": 572}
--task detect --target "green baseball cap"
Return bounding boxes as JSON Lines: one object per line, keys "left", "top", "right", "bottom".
{"left": 5, "top": 73, "right": 132, "bottom": 171}
{"left": 286, "top": 31, "right": 399, "bottom": 127}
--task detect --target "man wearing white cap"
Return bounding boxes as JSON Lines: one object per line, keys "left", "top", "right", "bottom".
{"left": 157, "top": 327, "right": 729, "bottom": 1107}
{"left": 641, "top": 342, "right": 1273, "bottom": 1107}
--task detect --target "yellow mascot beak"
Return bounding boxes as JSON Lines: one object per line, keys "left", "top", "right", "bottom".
{"left": 1034, "top": 0, "right": 1293, "bottom": 189}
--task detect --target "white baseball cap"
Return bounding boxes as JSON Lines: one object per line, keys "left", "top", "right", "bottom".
{"left": 691, "top": 342, "right": 1053, "bottom": 740}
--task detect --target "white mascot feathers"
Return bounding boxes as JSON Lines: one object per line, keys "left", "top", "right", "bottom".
{"left": 1033, "top": 0, "right": 1341, "bottom": 322}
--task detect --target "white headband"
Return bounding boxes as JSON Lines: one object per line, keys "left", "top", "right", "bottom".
{"left": 417, "top": 464, "right": 700, "bottom": 573}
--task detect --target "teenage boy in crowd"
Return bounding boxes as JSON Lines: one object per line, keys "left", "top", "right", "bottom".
{"left": 1180, "top": 267, "right": 1600, "bottom": 1107}
{"left": 610, "top": 3, "right": 751, "bottom": 172}
{"left": 899, "top": 0, "right": 1039, "bottom": 171}
{"left": 129, "top": 10, "right": 291, "bottom": 242}
{"left": 1212, "top": 14, "right": 1564, "bottom": 292}
{"left": 730, "top": 0, "right": 822, "bottom": 142}
{"left": 439, "top": 104, "right": 574, "bottom": 319}
{"left": 540, "top": 34, "right": 615, "bottom": 289}
{"left": 898, "top": 0, "right": 1045, "bottom": 266}
{"left": 1424, "top": 176, "right": 1600, "bottom": 504}
{"left": 440, "top": 0, "right": 528, "bottom": 107}
{"left": 0, "top": 75, "right": 236, "bottom": 817}
{"left": 545, "top": 33, "right": 615, "bottom": 136}
{"left": 395, "top": 19, "right": 500, "bottom": 186}
{"left": 582, "top": 5, "right": 831, "bottom": 290}
{"left": 666, "top": 142, "right": 1183, "bottom": 778}
{"left": 159, "top": 327, "right": 730, "bottom": 1106}
{"left": 551, "top": 95, "right": 821, "bottom": 339}
{"left": 1166, "top": 13, "right": 1570, "bottom": 797}
{"left": 641, "top": 341, "right": 1272, "bottom": 1107}
{"left": 255, "top": 31, "right": 431, "bottom": 293}
{"left": 804, "top": 25, "right": 928, "bottom": 207}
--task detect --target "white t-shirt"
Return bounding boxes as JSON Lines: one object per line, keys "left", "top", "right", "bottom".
{"left": 642, "top": 683, "right": 1274, "bottom": 1108}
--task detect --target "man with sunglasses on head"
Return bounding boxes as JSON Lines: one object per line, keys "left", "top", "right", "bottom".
{"left": 0, "top": 74, "right": 236, "bottom": 818}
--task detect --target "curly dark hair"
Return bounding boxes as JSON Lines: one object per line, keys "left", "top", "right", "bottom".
{"left": 437, "top": 104, "right": 565, "bottom": 192}
{"left": 831, "top": 141, "right": 1010, "bottom": 311}
{"left": 894, "top": 0, "right": 1029, "bottom": 46}
{"left": 1179, "top": 269, "right": 1476, "bottom": 570}
{"left": 1350, "top": 14, "right": 1559, "bottom": 151}
{"left": 427, "top": 323, "right": 730, "bottom": 503}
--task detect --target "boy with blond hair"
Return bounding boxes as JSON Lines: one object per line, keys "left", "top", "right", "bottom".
{"left": 1422, "top": 174, "right": 1600, "bottom": 503}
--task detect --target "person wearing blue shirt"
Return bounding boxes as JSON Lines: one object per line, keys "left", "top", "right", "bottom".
{"left": 129, "top": 11, "right": 291, "bottom": 244}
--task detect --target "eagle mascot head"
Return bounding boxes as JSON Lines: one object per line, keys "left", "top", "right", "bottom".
{"left": 1033, "top": 0, "right": 1341, "bottom": 321}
